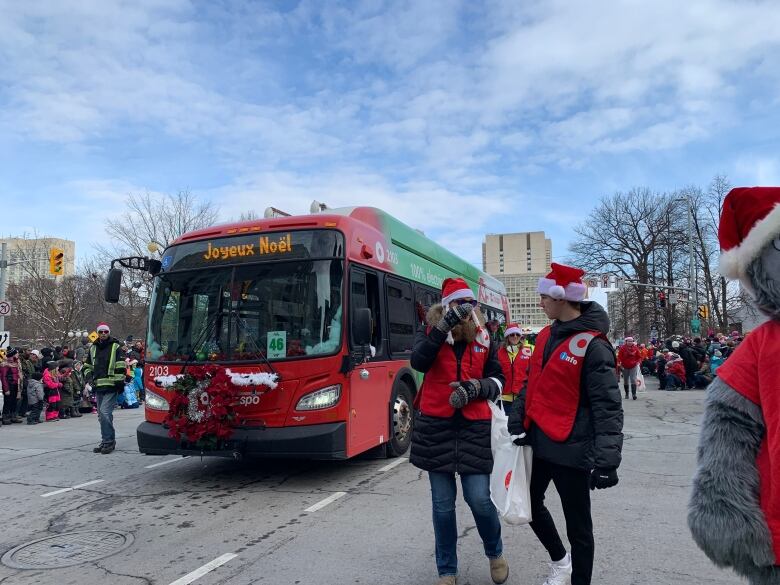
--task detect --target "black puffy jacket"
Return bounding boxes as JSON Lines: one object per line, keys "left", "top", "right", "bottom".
{"left": 409, "top": 306, "right": 505, "bottom": 475}
{"left": 508, "top": 302, "right": 623, "bottom": 471}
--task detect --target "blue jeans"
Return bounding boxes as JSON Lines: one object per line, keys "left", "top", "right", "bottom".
{"left": 96, "top": 391, "right": 118, "bottom": 443}
{"left": 428, "top": 471, "right": 503, "bottom": 576}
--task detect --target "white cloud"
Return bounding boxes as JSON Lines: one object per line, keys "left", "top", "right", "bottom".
{"left": 2, "top": 0, "right": 780, "bottom": 268}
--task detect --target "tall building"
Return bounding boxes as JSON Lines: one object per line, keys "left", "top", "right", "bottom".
{"left": 482, "top": 232, "right": 552, "bottom": 274}
{"left": 483, "top": 231, "right": 553, "bottom": 330}
{"left": 495, "top": 273, "right": 552, "bottom": 330}
{"left": 0, "top": 237, "right": 76, "bottom": 284}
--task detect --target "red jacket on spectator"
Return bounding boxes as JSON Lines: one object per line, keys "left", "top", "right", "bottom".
{"left": 618, "top": 343, "right": 642, "bottom": 369}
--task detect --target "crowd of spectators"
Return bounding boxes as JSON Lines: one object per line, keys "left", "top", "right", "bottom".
{"left": 0, "top": 337, "right": 145, "bottom": 427}
{"left": 616, "top": 331, "right": 743, "bottom": 392}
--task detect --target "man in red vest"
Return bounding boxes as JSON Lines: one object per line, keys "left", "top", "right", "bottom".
{"left": 410, "top": 277, "right": 508, "bottom": 585}
{"left": 508, "top": 263, "right": 623, "bottom": 585}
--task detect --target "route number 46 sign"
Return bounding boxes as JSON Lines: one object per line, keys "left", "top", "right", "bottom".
{"left": 267, "top": 331, "right": 287, "bottom": 359}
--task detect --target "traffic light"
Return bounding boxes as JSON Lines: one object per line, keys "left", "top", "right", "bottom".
{"left": 49, "top": 247, "right": 64, "bottom": 275}
{"left": 658, "top": 291, "right": 666, "bottom": 308}
{"left": 698, "top": 305, "right": 710, "bottom": 319}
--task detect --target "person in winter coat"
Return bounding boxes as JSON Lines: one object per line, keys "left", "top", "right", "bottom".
{"left": 57, "top": 362, "right": 76, "bottom": 418}
{"left": 689, "top": 186, "right": 780, "bottom": 584}
{"left": 410, "top": 277, "right": 508, "bottom": 585}
{"left": 709, "top": 350, "right": 725, "bottom": 375}
{"left": 82, "top": 323, "right": 128, "bottom": 455}
{"left": 1, "top": 348, "right": 24, "bottom": 424}
{"left": 655, "top": 350, "right": 668, "bottom": 390}
{"left": 678, "top": 342, "right": 699, "bottom": 389}
{"left": 664, "top": 353, "right": 687, "bottom": 390}
{"left": 617, "top": 337, "right": 642, "bottom": 400}
{"left": 26, "top": 372, "right": 44, "bottom": 424}
{"left": 497, "top": 323, "right": 532, "bottom": 414}
{"left": 70, "top": 361, "right": 90, "bottom": 413}
{"left": 42, "top": 361, "right": 62, "bottom": 421}
{"left": 508, "top": 263, "right": 623, "bottom": 585}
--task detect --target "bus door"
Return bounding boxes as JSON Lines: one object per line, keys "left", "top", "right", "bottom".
{"left": 347, "top": 267, "right": 390, "bottom": 456}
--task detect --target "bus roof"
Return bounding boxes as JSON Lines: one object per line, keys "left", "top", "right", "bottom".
{"left": 168, "top": 206, "right": 508, "bottom": 312}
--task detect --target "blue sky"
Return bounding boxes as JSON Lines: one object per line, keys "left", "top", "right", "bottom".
{"left": 2, "top": 0, "right": 780, "bottom": 279}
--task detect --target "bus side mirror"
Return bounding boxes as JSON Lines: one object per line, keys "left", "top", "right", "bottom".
{"left": 104, "top": 268, "right": 122, "bottom": 303}
{"left": 148, "top": 259, "right": 162, "bottom": 275}
{"left": 353, "top": 308, "right": 372, "bottom": 346}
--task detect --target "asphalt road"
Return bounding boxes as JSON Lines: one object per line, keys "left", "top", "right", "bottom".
{"left": 0, "top": 380, "right": 745, "bottom": 585}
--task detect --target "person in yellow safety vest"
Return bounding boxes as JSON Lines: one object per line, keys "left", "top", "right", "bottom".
{"left": 81, "top": 322, "right": 129, "bottom": 455}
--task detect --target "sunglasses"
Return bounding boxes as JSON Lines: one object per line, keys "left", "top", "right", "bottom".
{"left": 507, "top": 333, "right": 521, "bottom": 337}
{"left": 452, "top": 299, "right": 475, "bottom": 306}
{"left": 97, "top": 330, "right": 110, "bottom": 334}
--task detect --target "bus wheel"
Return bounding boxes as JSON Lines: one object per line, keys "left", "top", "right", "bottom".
{"left": 387, "top": 383, "right": 413, "bottom": 457}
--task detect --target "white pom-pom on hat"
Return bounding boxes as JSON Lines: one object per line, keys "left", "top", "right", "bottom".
{"left": 537, "top": 263, "right": 588, "bottom": 302}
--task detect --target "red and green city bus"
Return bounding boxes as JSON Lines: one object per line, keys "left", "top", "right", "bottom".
{"left": 108, "top": 206, "right": 509, "bottom": 459}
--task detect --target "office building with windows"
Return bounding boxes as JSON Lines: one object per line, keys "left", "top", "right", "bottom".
{"left": 483, "top": 231, "right": 554, "bottom": 330}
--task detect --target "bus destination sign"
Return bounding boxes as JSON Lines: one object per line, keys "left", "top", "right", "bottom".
{"left": 203, "top": 233, "right": 293, "bottom": 262}
{"left": 160, "top": 229, "right": 344, "bottom": 272}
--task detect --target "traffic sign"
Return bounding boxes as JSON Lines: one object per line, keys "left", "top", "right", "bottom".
{"left": 697, "top": 305, "right": 710, "bottom": 319}
{"left": 88, "top": 331, "right": 98, "bottom": 343}
{"left": 691, "top": 318, "right": 701, "bottom": 333}
{"left": 0, "top": 331, "right": 9, "bottom": 349}
{"left": 0, "top": 301, "right": 10, "bottom": 316}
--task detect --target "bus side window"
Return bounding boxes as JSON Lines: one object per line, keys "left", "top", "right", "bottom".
{"left": 386, "top": 276, "right": 415, "bottom": 356}
{"left": 414, "top": 285, "right": 438, "bottom": 327}
{"left": 350, "top": 268, "right": 382, "bottom": 355}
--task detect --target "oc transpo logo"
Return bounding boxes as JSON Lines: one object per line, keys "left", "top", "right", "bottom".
{"left": 559, "top": 333, "right": 596, "bottom": 365}
{"left": 375, "top": 241, "right": 385, "bottom": 264}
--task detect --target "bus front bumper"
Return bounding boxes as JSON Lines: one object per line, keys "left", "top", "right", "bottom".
{"left": 136, "top": 420, "right": 347, "bottom": 460}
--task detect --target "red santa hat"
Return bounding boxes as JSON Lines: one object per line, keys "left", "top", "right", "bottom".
{"left": 441, "top": 277, "right": 475, "bottom": 306}
{"left": 96, "top": 322, "right": 110, "bottom": 333}
{"left": 625, "top": 336, "right": 635, "bottom": 344}
{"left": 504, "top": 323, "right": 522, "bottom": 337}
{"left": 537, "top": 263, "right": 588, "bottom": 302}
{"left": 719, "top": 187, "right": 780, "bottom": 287}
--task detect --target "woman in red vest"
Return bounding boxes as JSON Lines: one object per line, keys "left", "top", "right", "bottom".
{"left": 410, "top": 277, "right": 508, "bottom": 585}
{"left": 508, "top": 263, "right": 623, "bottom": 585}
{"left": 497, "top": 323, "right": 532, "bottom": 414}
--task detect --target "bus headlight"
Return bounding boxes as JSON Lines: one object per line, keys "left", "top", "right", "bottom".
{"left": 145, "top": 389, "right": 170, "bottom": 411}
{"left": 295, "top": 384, "right": 341, "bottom": 411}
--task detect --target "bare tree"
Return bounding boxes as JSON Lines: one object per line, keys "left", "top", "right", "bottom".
{"left": 100, "top": 190, "right": 219, "bottom": 259}
{"left": 236, "top": 210, "right": 261, "bottom": 221}
{"left": 5, "top": 238, "right": 94, "bottom": 346}
{"left": 568, "top": 188, "right": 685, "bottom": 341}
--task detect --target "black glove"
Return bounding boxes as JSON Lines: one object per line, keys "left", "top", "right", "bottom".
{"left": 512, "top": 432, "right": 529, "bottom": 446}
{"left": 448, "top": 379, "right": 481, "bottom": 409}
{"left": 590, "top": 467, "right": 618, "bottom": 490}
{"left": 435, "top": 302, "right": 474, "bottom": 334}
{"left": 124, "top": 375, "right": 133, "bottom": 384}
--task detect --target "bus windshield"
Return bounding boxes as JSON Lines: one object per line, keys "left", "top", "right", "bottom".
{"left": 146, "top": 258, "right": 344, "bottom": 362}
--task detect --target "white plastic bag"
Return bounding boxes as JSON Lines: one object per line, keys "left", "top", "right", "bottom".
{"left": 636, "top": 368, "right": 646, "bottom": 392}
{"left": 488, "top": 401, "right": 533, "bottom": 525}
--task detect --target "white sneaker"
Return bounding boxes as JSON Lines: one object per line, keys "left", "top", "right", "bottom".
{"left": 542, "top": 552, "right": 572, "bottom": 585}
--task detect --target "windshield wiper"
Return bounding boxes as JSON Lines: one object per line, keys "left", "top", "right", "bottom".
{"left": 231, "top": 314, "right": 278, "bottom": 377}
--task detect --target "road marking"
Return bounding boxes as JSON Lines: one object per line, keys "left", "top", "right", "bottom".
{"left": 145, "top": 456, "right": 191, "bottom": 469}
{"left": 378, "top": 457, "right": 407, "bottom": 473}
{"left": 167, "top": 553, "right": 238, "bottom": 585}
{"left": 304, "top": 491, "right": 347, "bottom": 513}
{"left": 41, "top": 479, "right": 104, "bottom": 498}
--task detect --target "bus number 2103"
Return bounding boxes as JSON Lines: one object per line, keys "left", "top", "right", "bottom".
{"left": 148, "top": 365, "right": 170, "bottom": 378}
